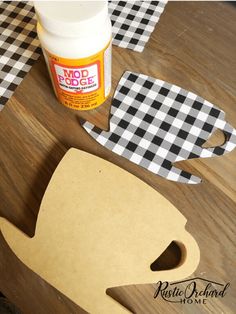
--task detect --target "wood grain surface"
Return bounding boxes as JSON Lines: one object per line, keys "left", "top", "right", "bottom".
{"left": 0, "top": 2, "right": 235, "bottom": 313}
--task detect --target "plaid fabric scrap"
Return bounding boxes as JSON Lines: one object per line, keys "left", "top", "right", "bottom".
{"left": 82, "top": 71, "right": 236, "bottom": 184}
{"left": 0, "top": 1, "right": 40, "bottom": 110}
{"left": 109, "top": 0, "right": 167, "bottom": 52}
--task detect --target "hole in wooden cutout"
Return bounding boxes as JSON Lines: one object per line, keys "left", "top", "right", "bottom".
{"left": 202, "top": 129, "right": 225, "bottom": 148}
{"left": 150, "top": 241, "right": 182, "bottom": 271}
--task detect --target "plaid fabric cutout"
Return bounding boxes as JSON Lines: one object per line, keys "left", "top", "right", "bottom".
{"left": 82, "top": 71, "right": 236, "bottom": 184}
{"left": 0, "top": 1, "right": 40, "bottom": 110}
{"left": 109, "top": 0, "right": 167, "bottom": 52}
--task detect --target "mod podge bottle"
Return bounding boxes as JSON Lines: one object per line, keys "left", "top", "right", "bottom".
{"left": 34, "top": 1, "right": 112, "bottom": 111}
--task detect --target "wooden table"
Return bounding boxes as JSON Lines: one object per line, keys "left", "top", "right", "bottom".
{"left": 0, "top": 2, "right": 235, "bottom": 313}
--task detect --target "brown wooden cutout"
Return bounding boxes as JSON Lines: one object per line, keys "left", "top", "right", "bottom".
{"left": 0, "top": 149, "right": 200, "bottom": 313}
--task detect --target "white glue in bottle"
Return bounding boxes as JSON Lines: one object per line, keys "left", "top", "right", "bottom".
{"left": 34, "top": 1, "right": 112, "bottom": 111}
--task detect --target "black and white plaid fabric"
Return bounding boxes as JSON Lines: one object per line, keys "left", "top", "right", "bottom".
{"left": 0, "top": 1, "right": 40, "bottom": 110}
{"left": 109, "top": 1, "right": 167, "bottom": 52}
{"left": 82, "top": 71, "right": 236, "bottom": 184}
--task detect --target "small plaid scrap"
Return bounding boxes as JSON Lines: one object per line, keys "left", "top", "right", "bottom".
{"left": 109, "top": 0, "right": 167, "bottom": 52}
{"left": 82, "top": 71, "right": 236, "bottom": 184}
{"left": 0, "top": 1, "right": 40, "bottom": 110}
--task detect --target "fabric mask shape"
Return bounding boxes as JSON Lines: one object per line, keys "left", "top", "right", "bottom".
{"left": 82, "top": 71, "right": 236, "bottom": 184}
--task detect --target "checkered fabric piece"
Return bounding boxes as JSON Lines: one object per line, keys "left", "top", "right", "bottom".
{"left": 82, "top": 71, "right": 236, "bottom": 184}
{"left": 0, "top": 1, "right": 40, "bottom": 110}
{"left": 109, "top": 0, "right": 167, "bottom": 52}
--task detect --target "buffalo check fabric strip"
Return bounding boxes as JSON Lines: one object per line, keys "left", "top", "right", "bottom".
{"left": 82, "top": 71, "right": 236, "bottom": 184}
{"left": 109, "top": 1, "right": 167, "bottom": 52}
{"left": 0, "top": 1, "right": 40, "bottom": 110}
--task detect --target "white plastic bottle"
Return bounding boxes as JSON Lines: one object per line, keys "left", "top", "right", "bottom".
{"left": 34, "top": 1, "right": 112, "bottom": 111}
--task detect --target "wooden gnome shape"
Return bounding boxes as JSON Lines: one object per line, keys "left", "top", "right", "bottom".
{"left": 0, "top": 149, "right": 200, "bottom": 313}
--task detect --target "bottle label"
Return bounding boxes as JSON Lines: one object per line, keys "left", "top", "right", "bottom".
{"left": 45, "top": 40, "right": 111, "bottom": 111}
